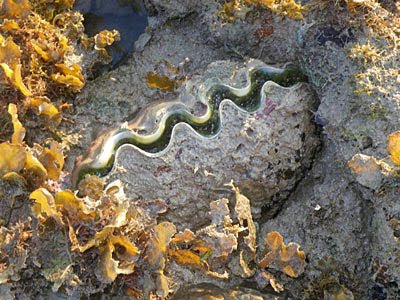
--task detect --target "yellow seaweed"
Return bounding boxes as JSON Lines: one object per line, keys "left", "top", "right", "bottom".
{"left": 0, "top": 142, "right": 26, "bottom": 176}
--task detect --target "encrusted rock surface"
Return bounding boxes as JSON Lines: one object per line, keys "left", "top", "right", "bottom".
{"left": 173, "top": 283, "right": 272, "bottom": 300}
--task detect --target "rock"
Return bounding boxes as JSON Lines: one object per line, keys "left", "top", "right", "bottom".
{"left": 144, "top": 0, "right": 197, "bottom": 18}
{"left": 347, "top": 153, "right": 385, "bottom": 191}
{"left": 134, "top": 33, "right": 152, "bottom": 52}
{"left": 173, "top": 283, "right": 276, "bottom": 300}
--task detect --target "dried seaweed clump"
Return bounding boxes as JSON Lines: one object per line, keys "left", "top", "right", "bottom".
{"left": 0, "top": 221, "right": 31, "bottom": 285}
{"left": 25, "top": 178, "right": 307, "bottom": 297}
{"left": 0, "top": 103, "right": 64, "bottom": 188}
{"left": 221, "top": 0, "right": 306, "bottom": 21}
{"left": 28, "top": 174, "right": 175, "bottom": 297}
{"left": 168, "top": 182, "right": 306, "bottom": 294}
{"left": 346, "top": 0, "right": 400, "bottom": 95}
{"left": 0, "top": 0, "right": 119, "bottom": 129}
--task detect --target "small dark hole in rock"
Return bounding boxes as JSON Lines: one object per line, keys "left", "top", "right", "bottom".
{"left": 246, "top": 127, "right": 255, "bottom": 137}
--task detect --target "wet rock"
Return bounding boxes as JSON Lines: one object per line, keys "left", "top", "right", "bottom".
{"left": 144, "top": 0, "right": 197, "bottom": 18}
{"left": 347, "top": 153, "right": 387, "bottom": 191}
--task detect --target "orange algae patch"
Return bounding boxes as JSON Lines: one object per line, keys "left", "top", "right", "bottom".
{"left": 0, "top": 19, "right": 19, "bottom": 31}
{"left": 94, "top": 29, "right": 120, "bottom": 50}
{"left": 51, "top": 63, "right": 84, "bottom": 91}
{"left": 29, "top": 97, "right": 62, "bottom": 126}
{"left": 258, "top": 231, "right": 306, "bottom": 278}
{"left": 0, "top": 103, "right": 64, "bottom": 184}
{"left": 29, "top": 188, "right": 63, "bottom": 224}
{"left": 8, "top": 103, "right": 25, "bottom": 144}
{"left": 39, "top": 141, "right": 64, "bottom": 180}
{"left": 93, "top": 29, "right": 120, "bottom": 61}
{"left": 0, "top": 142, "right": 26, "bottom": 176}
{"left": 146, "top": 60, "right": 183, "bottom": 91}
{"left": 147, "top": 221, "right": 176, "bottom": 297}
{"left": 247, "top": 0, "right": 306, "bottom": 19}
{"left": 146, "top": 72, "right": 177, "bottom": 91}
{"left": 0, "top": 0, "right": 32, "bottom": 19}
{"left": 0, "top": 36, "right": 31, "bottom": 96}
{"left": 98, "top": 235, "right": 138, "bottom": 283}
{"left": 25, "top": 151, "right": 47, "bottom": 183}
{"left": 55, "top": 190, "right": 95, "bottom": 221}
{"left": 387, "top": 131, "right": 400, "bottom": 166}
{"left": 223, "top": 0, "right": 306, "bottom": 21}
{"left": 0, "top": 104, "right": 26, "bottom": 176}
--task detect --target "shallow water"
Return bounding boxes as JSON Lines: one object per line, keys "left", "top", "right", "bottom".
{"left": 73, "top": 0, "right": 148, "bottom": 70}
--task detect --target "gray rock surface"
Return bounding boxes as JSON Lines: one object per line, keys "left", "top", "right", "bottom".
{"left": 173, "top": 283, "right": 274, "bottom": 300}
